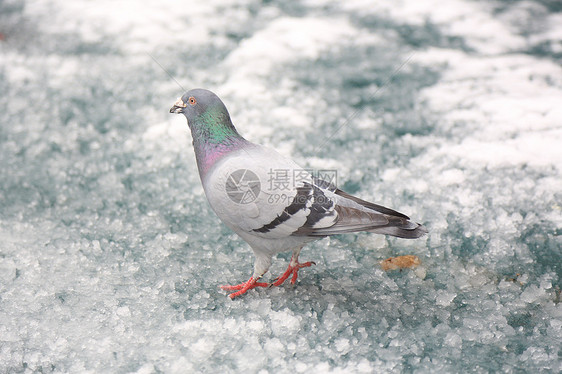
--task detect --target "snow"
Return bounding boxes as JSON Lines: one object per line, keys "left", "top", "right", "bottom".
{"left": 1, "top": 0, "right": 561, "bottom": 372}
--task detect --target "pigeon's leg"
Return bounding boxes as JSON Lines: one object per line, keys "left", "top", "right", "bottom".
{"left": 220, "top": 252, "right": 271, "bottom": 299}
{"left": 272, "top": 247, "right": 315, "bottom": 287}
{"left": 220, "top": 277, "right": 269, "bottom": 299}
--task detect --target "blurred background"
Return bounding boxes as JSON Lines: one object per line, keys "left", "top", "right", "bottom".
{"left": 1, "top": 0, "right": 561, "bottom": 372}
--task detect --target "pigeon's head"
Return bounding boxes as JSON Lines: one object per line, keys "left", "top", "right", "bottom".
{"left": 170, "top": 88, "right": 244, "bottom": 150}
{"left": 169, "top": 88, "right": 228, "bottom": 124}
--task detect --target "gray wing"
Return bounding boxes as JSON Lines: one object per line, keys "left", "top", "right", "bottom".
{"left": 285, "top": 179, "right": 427, "bottom": 239}
{"left": 251, "top": 182, "right": 338, "bottom": 236}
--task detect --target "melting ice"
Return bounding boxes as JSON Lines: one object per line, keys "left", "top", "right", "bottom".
{"left": 1, "top": 0, "right": 561, "bottom": 372}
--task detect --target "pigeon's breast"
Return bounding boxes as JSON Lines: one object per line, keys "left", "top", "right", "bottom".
{"left": 201, "top": 145, "right": 317, "bottom": 238}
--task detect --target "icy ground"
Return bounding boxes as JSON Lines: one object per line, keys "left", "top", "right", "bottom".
{"left": 1, "top": 0, "right": 561, "bottom": 372}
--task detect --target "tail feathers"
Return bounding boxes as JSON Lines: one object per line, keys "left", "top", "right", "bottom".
{"left": 368, "top": 222, "right": 428, "bottom": 239}
{"left": 333, "top": 189, "right": 428, "bottom": 239}
{"left": 293, "top": 204, "right": 428, "bottom": 239}
{"left": 335, "top": 189, "right": 410, "bottom": 219}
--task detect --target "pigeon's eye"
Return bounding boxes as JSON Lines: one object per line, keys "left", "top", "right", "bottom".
{"left": 188, "top": 96, "right": 197, "bottom": 105}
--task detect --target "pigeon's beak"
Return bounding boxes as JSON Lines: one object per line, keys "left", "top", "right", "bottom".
{"left": 169, "top": 97, "right": 187, "bottom": 114}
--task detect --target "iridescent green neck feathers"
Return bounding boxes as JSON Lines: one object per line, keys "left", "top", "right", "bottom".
{"left": 188, "top": 104, "right": 247, "bottom": 178}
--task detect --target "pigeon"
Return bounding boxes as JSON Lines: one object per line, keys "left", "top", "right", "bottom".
{"left": 170, "top": 88, "right": 427, "bottom": 298}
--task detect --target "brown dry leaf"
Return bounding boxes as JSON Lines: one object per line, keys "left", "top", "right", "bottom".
{"left": 380, "top": 255, "right": 421, "bottom": 271}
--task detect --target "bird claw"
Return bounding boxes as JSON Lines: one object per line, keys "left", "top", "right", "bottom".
{"left": 220, "top": 258, "right": 316, "bottom": 298}
{"left": 220, "top": 277, "right": 269, "bottom": 299}
{"left": 271, "top": 261, "right": 315, "bottom": 287}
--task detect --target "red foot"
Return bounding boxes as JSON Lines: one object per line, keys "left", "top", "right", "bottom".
{"left": 272, "top": 261, "right": 315, "bottom": 287}
{"left": 220, "top": 277, "right": 269, "bottom": 299}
